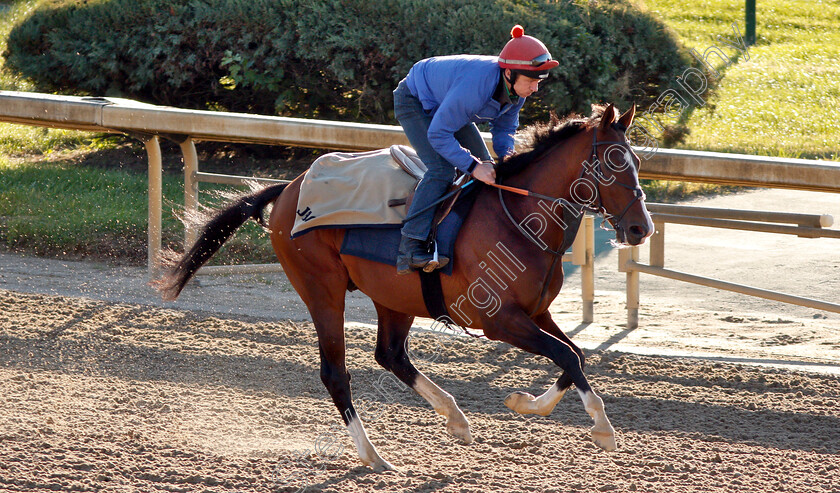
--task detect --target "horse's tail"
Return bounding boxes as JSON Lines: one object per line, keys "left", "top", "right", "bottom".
{"left": 152, "top": 183, "right": 288, "bottom": 301}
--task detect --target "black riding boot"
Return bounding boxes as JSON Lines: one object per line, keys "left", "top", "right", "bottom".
{"left": 396, "top": 236, "right": 450, "bottom": 275}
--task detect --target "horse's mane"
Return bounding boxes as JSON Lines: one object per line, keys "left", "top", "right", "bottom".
{"left": 496, "top": 104, "right": 610, "bottom": 179}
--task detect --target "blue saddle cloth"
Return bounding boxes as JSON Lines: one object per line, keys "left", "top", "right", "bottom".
{"left": 340, "top": 186, "right": 480, "bottom": 276}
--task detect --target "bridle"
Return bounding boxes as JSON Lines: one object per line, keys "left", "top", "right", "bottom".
{"left": 495, "top": 121, "right": 646, "bottom": 257}
{"left": 583, "top": 121, "right": 646, "bottom": 227}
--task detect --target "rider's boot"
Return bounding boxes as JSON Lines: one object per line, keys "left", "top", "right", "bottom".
{"left": 397, "top": 236, "right": 449, "bottom": 275}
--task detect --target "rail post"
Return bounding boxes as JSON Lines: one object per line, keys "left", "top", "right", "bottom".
{"left": 180, "top": 137, "right": 200, "bottom": 248}
{"left": 144, "top": 135, "right": 163, "bottom": 277}
{"left": 571, "top": 214, "right": 595, "bottom": 322}
{"left": 619, "top": 246, "right": 640, "bottom": 329}
{"left": 582, "top": 215, "right": 595, "bottom": 322}
{"left": 650, "top": 220, "right": 665, "bottom": 268}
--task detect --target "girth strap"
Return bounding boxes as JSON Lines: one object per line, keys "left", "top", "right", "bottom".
{"left": 419, "top": 270, "right": 449, "bottom": 321}
{"left": 419, "top": 270, "right": 485, "bottom": 338}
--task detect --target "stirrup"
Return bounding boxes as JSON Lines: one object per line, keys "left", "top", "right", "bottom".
{"left": 420, "top": 240, "right": 450, "bottom": 273}
{"left": 396, "top": 238, "right": 449, "bottom": 274}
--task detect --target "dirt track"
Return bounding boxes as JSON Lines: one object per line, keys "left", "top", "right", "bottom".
{"left": 2, "top": 289, "right": 839, "bottom": 493}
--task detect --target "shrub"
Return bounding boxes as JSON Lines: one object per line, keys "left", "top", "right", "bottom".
{"left": 4, "top": 0, "right": 690, "bottom": 124}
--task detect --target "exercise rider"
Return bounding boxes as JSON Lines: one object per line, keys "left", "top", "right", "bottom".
{"left": 394, "top": 24, "right": 559, "bottom": 274}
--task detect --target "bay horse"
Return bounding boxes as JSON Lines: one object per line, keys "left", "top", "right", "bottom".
{"left": 154, "top": 103, "right": 653, "bottom": 471}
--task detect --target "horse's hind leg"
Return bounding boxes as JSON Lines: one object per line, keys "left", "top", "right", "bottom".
{"left": 485, "top": 309, "right": 616, "bottom": 451}
{"left": 311, "top": 305, "right": 395, "bottom": 472}
{"left": 504, "top": 311, "right": 585, "bottom": 417}
{"left": 372, "top": 302, "right": 472, "bottom": 443}
{"left": 278, "top": 241, "right": 396, "bottom": 471}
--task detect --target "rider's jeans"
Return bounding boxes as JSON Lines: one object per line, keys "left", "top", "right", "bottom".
{"left": 393, "top": 79, "right": 491, "bottom": 241}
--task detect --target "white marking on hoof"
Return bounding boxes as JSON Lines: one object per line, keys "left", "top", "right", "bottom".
{"left": 578, "top": 389, "right": 617, "bottom": 451}
{"left": 413, "top": 375, "right": 473, "bottom": 443}
{"left": 445, "top": 413, "right": 473, "bottom": 444}
{"left": 347, "top": 415, "right": 398, "bottom": 472}
{"left": 504, "top": 382, "right": 568, "bottom": 416}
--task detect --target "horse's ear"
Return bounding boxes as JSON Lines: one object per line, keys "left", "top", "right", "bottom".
{"left": 618, "top": 104, "right": 636, "bottom": 128}
{"left": 600, "top": 103, "right": 616, "bottom": 129}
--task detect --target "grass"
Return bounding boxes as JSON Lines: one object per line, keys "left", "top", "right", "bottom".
{"left": 641, "top": 180, "right": 743, "bottom": 203}
{"left": 639, "top": 0, "right": 840, "bottom": 160}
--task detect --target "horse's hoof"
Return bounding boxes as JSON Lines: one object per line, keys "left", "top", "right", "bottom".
{"left": 504, "top": 391, "right": 552, "bottom": 416}
{"left": 362, "top": 454, "right": 399, "bottom": 472}
{"left": 504, "top": 391, "right": 534, "bottom": 412}
{"left": 372, "top": 460, "right": 399, "bottom": 473}
{"left": 591, "top": 424, "right": 617, "bottom": 452}
{"left": 446, "top": 417, "right": 473, "bottom": 444}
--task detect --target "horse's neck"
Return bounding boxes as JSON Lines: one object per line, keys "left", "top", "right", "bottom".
{"left": 505, "top": 131, "right": 590, "bottom": 203}
{"left": 493, "top": 131, "right": 591, "bottom": 253}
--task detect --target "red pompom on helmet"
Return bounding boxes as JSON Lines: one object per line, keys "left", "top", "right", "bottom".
{"left": 498, "top": 25, "right": 559, "bottom": 79}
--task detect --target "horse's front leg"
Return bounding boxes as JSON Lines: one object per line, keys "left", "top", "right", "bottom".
{"left": 504, "top": 311, "right": 584, "bottom": 417}
{"left": 485, "top": 308, "right": 616, "bottom": 451}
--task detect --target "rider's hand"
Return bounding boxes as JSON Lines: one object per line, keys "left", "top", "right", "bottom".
{"left": 472, "top": 160, "right": 496, "bottom": 185}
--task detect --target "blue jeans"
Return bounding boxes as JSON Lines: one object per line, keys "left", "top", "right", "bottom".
{"left": 394, "top": 79, "right": 491, "bottom": 241}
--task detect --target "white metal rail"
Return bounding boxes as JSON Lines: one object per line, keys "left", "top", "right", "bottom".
{"left": 618, "top": 203, "right": 840, "bottom": 328}
{"left": 0, "top": 92, "right": 597, "bottom": 321}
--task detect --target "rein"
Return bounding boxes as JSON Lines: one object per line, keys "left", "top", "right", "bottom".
{"left": 494, "top": 186, "right": 584, "bottom": 257}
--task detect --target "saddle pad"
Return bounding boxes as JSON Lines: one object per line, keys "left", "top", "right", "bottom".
{"left": 290, "top": 146, "right": 420, "bottom": 238}
{"left": 339, "top": 185, "right": 480, "bottom": 276}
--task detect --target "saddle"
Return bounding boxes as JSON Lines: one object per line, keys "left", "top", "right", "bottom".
{"left": 387, "top": 145, "right": 470, "bottom": 231}
{"left": 389, "top": 144, "right": 426, "bottom": 180}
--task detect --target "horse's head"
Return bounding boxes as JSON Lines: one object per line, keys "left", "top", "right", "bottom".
{"left": 584, "top": 104, "right": 653, "bottom": 246}
{"left": 496, "top": 104, "right": 653, "bottom": 247}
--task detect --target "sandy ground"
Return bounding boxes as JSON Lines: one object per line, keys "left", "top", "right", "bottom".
{"left": 1, "top": 290, "right": 839, "bottom": 493}
{"left": 1, "top": 187, "right": 839, "bottom": 492}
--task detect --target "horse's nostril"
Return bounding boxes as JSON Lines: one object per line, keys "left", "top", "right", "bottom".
{"left": 629, "top": 225, "right": 645, "bottom": 238}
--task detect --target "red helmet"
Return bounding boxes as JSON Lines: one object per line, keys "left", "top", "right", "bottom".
{"left": 498, "top": 25, "right": 559, "bottom": 79}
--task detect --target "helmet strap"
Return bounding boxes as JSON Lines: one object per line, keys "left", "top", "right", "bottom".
{"left": 503, "top": 70, "right": 519, "bottom": 98}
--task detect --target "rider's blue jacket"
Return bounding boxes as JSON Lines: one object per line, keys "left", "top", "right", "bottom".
{"left": 404, "top": 55, "right": 525, "bottom": 173}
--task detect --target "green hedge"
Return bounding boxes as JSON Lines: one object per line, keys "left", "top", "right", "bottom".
{"left": 4, "top": 0, "right": 689, "bottom": 124}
